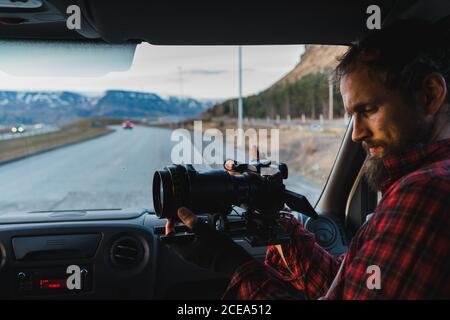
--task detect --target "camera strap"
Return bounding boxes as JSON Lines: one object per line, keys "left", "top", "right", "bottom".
{"left": 320, "top": 256, "right": 346, "bottom": 300}
{"left": 275, "top": 243, "right": 347, "bottom": 300}
{"left": 275, "top": 244, "right": 294, "bottom": 275}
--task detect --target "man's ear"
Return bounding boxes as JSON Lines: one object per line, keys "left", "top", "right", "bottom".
{"left": 421, "top": 72, "right": 448, "bottom": 115}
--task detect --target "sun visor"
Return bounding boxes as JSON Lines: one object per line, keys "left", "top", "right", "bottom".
{"left": 0, "top": 40, "right": 136, "bottom": 77}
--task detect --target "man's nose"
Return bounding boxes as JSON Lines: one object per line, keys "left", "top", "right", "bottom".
{"left": 351, "top": 116, "right": 370, "bottom": 142}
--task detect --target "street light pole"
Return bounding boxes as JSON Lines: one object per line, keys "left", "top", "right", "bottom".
{"left": 328, "top": 73, "right": 333, "bottom": 120}
{"left": 178, "top": 66, "right": 184, "bottom": 121}
{"left": 237, "top": 46, "right": 244, "bottom": 147}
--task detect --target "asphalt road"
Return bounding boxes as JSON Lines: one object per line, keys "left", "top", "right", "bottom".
{"left": 0, "top": 125, "right": 320, "bottom": 213}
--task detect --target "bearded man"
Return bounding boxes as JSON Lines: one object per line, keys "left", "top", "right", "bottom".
{"left": 165, "top": 20, "right": 450, "bottom": 299}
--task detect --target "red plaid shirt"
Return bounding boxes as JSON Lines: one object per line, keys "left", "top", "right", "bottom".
{"left": 223, "top": 139, "right": 450, "bottom": 300}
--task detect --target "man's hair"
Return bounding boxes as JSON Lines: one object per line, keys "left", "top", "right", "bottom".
{"left": 336, "top": 20, "right": 450, "bottom": 106}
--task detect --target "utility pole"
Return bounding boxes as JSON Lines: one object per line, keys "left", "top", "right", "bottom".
{"left": 178, "top": 66, "right": 184, "bottom": 120}
{"left": 328, "top": 73, "right": 333, "bottom": 120}
{"left": 237, "top": 46, "right": 244, "bottom": 147}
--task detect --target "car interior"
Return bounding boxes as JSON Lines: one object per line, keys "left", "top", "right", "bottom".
{"left": 0, "top": 0, "right": 448, "bottom": 299}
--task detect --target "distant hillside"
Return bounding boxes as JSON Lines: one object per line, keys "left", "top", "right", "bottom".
{"left": 0, "top": 90, "right": 215, "bottom": 125}
{"left": 272, "top": 45, "right": 348, "bottom": 88}
{"left": 204, "top": 45, "right": 348, "bottom": 120}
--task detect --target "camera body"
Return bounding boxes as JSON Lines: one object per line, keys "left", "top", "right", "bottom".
{"left": 153, "top": 162, "right": 317, "bottom": 246}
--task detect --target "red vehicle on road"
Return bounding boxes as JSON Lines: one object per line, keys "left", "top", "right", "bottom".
{"left": 121, "top": 121, "right": 134, "bottom": 129}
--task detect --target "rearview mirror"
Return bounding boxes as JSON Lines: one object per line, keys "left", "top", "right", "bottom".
{"left": 0, "top": 40, "right": 137, "bottom": 77}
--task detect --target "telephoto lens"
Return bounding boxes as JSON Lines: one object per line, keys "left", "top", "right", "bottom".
{"left": 152, "top": 164, "right": 286, "bottom": 219}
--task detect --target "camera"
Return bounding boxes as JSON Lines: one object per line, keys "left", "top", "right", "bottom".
{"left": 152, "top": 161, "right": 318, "bottom": 246}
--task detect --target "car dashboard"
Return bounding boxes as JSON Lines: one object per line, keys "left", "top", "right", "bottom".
{"left": 0, "top": 209, "right": 238, "bottom": 299}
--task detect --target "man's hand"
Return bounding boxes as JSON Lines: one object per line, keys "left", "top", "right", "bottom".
{"left": 164, "top": 207, "right": 253, "bottom": 276}
{"left": 164, "top": 146, "right": 262, "bottom": 275}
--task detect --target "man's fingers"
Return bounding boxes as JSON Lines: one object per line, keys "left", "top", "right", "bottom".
{"left": 224, "top": 160, "right": 236, "bottom": 171}
{"left": 166, "top": 208, "right": 198, "bottom": 235}
{"left": 259, "top": 150, "right": 266, "bottom": 160}
{"left": 249, "top": 145, "right": 266, "bottom": 161}
{"left": 177, "top": 207, "right": 198, "bottom": 230}
{"left": 224, "top": 160, "right": 241, "bottom": 176}
{"left": 250, "top": 145, "right": 259, "bottom": 161}
{"left": 165, "top": 218, "right": 176, "bottom": 235}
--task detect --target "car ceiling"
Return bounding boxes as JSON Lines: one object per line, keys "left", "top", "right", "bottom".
{"left": 0, "top": 0, "right": 449, "bottom": 45}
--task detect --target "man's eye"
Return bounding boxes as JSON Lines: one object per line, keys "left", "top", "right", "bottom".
{"left": 363, "top": 105, "right": 378, "bottom": 115}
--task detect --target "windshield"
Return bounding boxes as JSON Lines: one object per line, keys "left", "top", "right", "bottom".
{"left": 0, "top": 43, "right": 347, "bottom": 213}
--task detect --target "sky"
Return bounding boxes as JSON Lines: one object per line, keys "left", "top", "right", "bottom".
{"left": 0, "top": 42, "right": 305, "bottom": 100}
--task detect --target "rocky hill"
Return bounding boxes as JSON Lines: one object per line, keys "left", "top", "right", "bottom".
{"left": 271, "top": 45, "right": 348, "bottom": 88}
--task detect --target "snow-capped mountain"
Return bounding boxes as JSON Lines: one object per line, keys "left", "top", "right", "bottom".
{"left": 0, "top": 90, "right": 214, "bottom": 124}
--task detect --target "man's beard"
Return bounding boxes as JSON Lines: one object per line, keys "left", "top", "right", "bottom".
{"left": 361, "top": 155, "right": 389, "bottom": 191}
{"left": 361, "top": 112, "right": 434, "bottom": 191}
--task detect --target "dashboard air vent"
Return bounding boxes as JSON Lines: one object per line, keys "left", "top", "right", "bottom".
{"left": 110, "top": 236, "right": 144, "bottom": 268}
{"left": 0, "top": 243, "right": 6, "bottom": 270}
